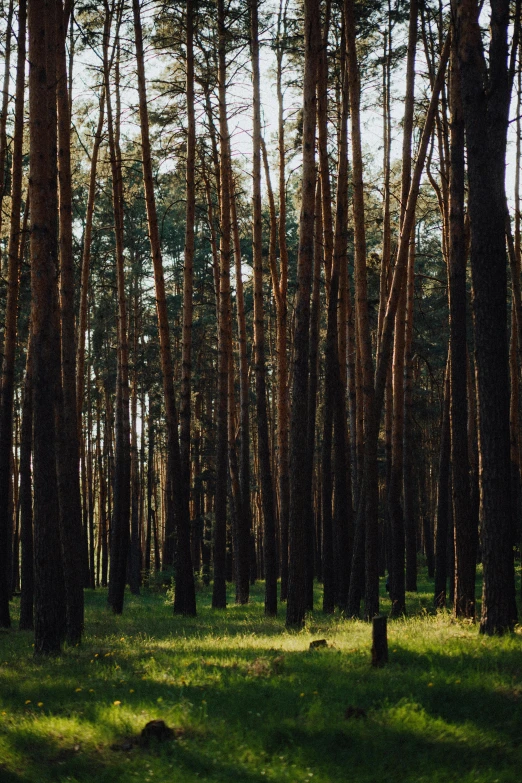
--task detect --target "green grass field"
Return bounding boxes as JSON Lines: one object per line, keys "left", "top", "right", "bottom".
{"left": 1, "top": 575, "right": 522, "bottom": 783}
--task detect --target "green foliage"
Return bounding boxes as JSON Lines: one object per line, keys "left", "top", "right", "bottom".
{"left": 1, "top": 574, "right": 522, "bottom": 782}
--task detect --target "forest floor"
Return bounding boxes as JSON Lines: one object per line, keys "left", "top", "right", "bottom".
{"left": 1, "top": 572, "right": 522, "bottom": 783}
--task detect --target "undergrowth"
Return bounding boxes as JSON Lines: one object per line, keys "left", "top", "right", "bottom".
{"left": 1, "top": 573, "right": 522, "bottom": 782}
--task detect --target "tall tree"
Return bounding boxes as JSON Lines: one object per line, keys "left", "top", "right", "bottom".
{"left": 447, "top": 31, "right": 475, "bottom": 619}
{"left": 230, "top": 172, "right": 252, "bottom": 604}
{"left": 56, "top": 0, "right": 85, "bottom": 645}
{"left": 388, "top": 0, "right": 418, "bottom": 617}
{"left": 0, "top": 0, "right": 26, "bottom": 629}
{"left": 274, "top": 0, "right": 290, "bottom": 603}
{"left": 251, "top": 0, "right": 277, "bottom": 616}
{"left": 30, "top": 0, "right": 66, "bottom": 655}
{"left": 286, "top": 0, "right": 320, "bottom": 629}
{"left": 454, "top": 0, "right": 517, "bottom": 633}
{"left": 132, "top": 0, "right": 195, "bottom": 615}
{"left": 180, "top": 0, "right": 197, "bottom": 590}
{"left": 213, "top": 0, "right": 233, "bottom": 609}
{"left": 104, "top": 6, "right": 131, "bottom": 615}
{"left": 19, "top": 331, "right": 34, "bottom": 630}
{"left": 344, "top": 0, "right": 376, "bottom": 619}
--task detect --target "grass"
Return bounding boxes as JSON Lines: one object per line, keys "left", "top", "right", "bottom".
{"left": 1, "top": 573, "right": 522, "bottom": 782}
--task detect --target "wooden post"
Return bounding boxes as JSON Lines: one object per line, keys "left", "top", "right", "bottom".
{"left": 371, "top": 615, "right": 388, "bottom": 666}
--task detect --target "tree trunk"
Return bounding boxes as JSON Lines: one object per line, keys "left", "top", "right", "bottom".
{"left": 250, "top": 0, "right": 277, "bottom": 616}
{"left": 19, "top": 332, "right": 34, "bottom": 630}
{"left": 104, "top": 16, "right": 131, "bottom": 615}
{"left": 230, "top": 175, "right": 251, "bottom": 605}
{"left": 212, "top": 0, "right": 233, "bottom": 609}
{"left": 286, "top": 0, "right": 320, "bottom": 629}
{"left": 318, "top": 0, "right": 336, "bottom": 615}
{"left": 455, "top": 0, "right": 517, "bottom": 633}
{"left": 448, "top": 35, "right": 475, "bottom": 618}
{"left": 132, "top": 0, "right": 195, "bottom": 615}
{"left": 129, "top": 304, "right": 141, "bottom": 595}
{"left": 0, "top": 0, "right": 26, "bottom": 629}
{"left": 403, "top": 237, "right": 417, "bottom": 592}
{"left": 344, "top": 0, "right": 376, "bottom": 618}
{"left": 0, "top": 0, "right": 13, "bottom": 244}
{"left": 434, "top": 358, "right": 451, "bottom": 608}
{"left": 388, "top": 0, "right": 418, "bottom": 618}
{"left": 77, "top": 88, "right": 105, "bottom": 436}
{"left": 275, "top": 3, "right": 290, "bottom": 601}
{"left": 180, "top": 0, "right": 196, "bottom": 526}
{"left": 306, "top": 182, "right": 322, "bottom": 606}
{"left": 332, "top": 31, "right": 353, "bottom": 610}
{"left": 30, "top": 0, "right": 66, "bottom": 655}
{"left": 55, "top": 0, "right": 84, "bottom": 645}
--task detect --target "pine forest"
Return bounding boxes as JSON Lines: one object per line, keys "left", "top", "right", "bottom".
{"left": 1, "top": 1, "right": 522, "bottom": 778}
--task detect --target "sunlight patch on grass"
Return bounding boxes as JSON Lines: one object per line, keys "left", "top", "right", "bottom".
{"left": 1, "top": 577, "right": 521, "bottom": 782}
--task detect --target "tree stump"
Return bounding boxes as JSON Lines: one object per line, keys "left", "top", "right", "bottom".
{"left": 371, "top": 615, "right": 388, "bottom": 667}
{"left": 140, "top": 720, "right": 174, "bottom": 743}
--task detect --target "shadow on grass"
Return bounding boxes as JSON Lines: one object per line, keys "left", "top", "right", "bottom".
{"left": 2, "top": 583, "right": 522, "bottom": 782}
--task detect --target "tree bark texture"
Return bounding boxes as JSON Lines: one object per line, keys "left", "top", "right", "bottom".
{"left": 0, "top": 0, "right": 26, "bottom": 629}
{"left": 455, "top": 0, "right": 517, "bottom": 633}
{"left": 30, "top": 0, "right": 66, "bottom": 655}
{"left": 286, "top": 0, "right": 320, "bottom": 629}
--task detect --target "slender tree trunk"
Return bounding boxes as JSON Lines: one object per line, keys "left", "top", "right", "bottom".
{"left": 388, "top": 0, "right": 417, "bottom": 618}
{"left": 19, "top": 332, "right": 34, "bottom": 630}
{"left": 77, "top": 88, "right": 105, "bottom": 436}
{"left": 0, "top": 0, "right": 13, "bottom": 244}
{"left": 230, "top": 174, "right": 251, "bottom": 605}
{"left": 0, "top": 0, "right": 26, "bottom": 629}
{"left": 180, "top": 0, "right": 195, "bottom": 521}
{"left": 55, "top": 0, "right": 84, "bottom": 645}
{"left": 317, "top": 0, "right": 336, "bottom": 615}
{"left": 86, "top": 375, "right": 95, "bottom": 588}
{"left": 102, "top": 386, "right": 112, "bottom": 587}
{"left": 95, "top": 389, "right": 107, "bottom": 587}
{"left": 132, "top": 0, "right": 195, "bottom": 615}
{"left": 377, "top": 16, "right": 392, "bottom": 354}
{"left": 213, "top": 0, "right": 233, "bottom": 609}
{"left": 286, "top": 0, "right": 320, "bottom": 629}
{"left": 306, "top": 182, "right": 322, "bottom": 603}
{"left": 145, "top": 406, "right": 155, "bottom": 580}
{"left": 275, "top": 2, "right": 290, "bottom": 601}
{"left": 388, "top": 276, "right": 407, "bottom": 617}
{"left": 250, "top": 0, "right": 277, "bottom": 616}
{"left": 104, "top": 12, "right": 131, "bottom": 615}
{"left": 448, "top": 35, "right": 475, "bottom": 618}
{"left": 434, "top": 357, "right": 451, "bottom": 608}
{"left": 129, "top": 307, "right": 141, "bottom": 595}
{"left": 333, "top": 30, "right": 353, "bottom": 611}
{"left": 344, "top": 0, "right": 376, "bottom": 618}
{"left": 403, "top": 237, "right": 417, "bottom": 592}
